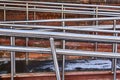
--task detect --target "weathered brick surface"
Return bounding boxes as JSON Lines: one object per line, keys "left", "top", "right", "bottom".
{"left": 0, "top": 1, "right": 120, "bottom": 59}
{"left": 28, "top": 0, "right": 120, "bottom": 4}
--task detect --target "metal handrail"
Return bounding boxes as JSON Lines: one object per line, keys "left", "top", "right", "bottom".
{"left": 1, "top": 0, "right": 120, "bottom": 8}
{"left": 0, "top": 1, "right": 120, "bottom": 80}
{"left": 0, "top": 28, "right": 119, "bottom": 43}
{"left": 1, "top": 2, "right": 120, "bottom": 13}
{"left": 1, "top": 17, "right": 120, "bottom": 23}
{"left": 0, "top": 45, "right": 120, "bottom": 58}
{"left": 0, "top": 1, "right": 120, "bottom": 17}
{"left": 0, "top": 23, "right": 120, "bottom": 33}
{"left": 0, "top": 26, "right": 119, "bottom": 80}
{"left": 0, "top": 6, "right": 120, "bottom": 17}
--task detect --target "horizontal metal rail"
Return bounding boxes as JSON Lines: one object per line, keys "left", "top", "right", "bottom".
{"left": 0, "top": 24, "right": 120, "bottom": 33}
{"left": 0, "top": 1, "right": 120, "bottom": 17}
{"left": 0, "top": 28, "right": 120, "bottom": 43}
{"left": 0, "top": 6, "right": 120, "bottom": 17}
{"left": 0, "top": 17, "right": 120, "bottom": 23}
{"left": 0, "top": 24, "right": 116, "bottom": 29}
{"left": 0, "top": 3, "right": 120, "bottom": 13}
{"left": 0, "top": 46, "right": 120, "bottom": 59}
{"left": 1, "top": 0, "right": 120, "bottom": 8}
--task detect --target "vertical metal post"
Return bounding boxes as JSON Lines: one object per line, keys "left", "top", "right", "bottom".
{"left": 25, "top": 37, "right": 29, "bottom": 64}
{"left": 4, "top": 4, "right": 6, "bottom": 21}
{"left": 34, "top": 6, "right": 36, "bottom": 21}
{"left": 95, "top": 6, "right": 98, "bottom": 52}
{"left": 10, "top": 26, "right": 15, "bottom": 80}
{"left": 95, "top": 6, "right": 98, "bottom": 26}
{"left": 93, "top": 9, "right": 95, "bottom": 25}
{"left": 112, "top": 20, "right": 117, "bottom": 80}
{"left": 26, "top": 3, "right": 29, "bottom": 21}
{"left": 112, "top": 42, "right": 117, "bottom": 80}
{"left": 62, "top": 4, "right": 65, "bottom": 80}
{"left": 92, "top": 6, "right": 98, "bottom": 59}
{"left": 3, "top": 4, "right": 6, "bottom": 57}
{"left": 33, "top": 6, "right": 36, "bottom": 28}
{"left": 11, "top": 51, "right": 14, "bottom": 80}
{"left": 25, "top": 2, "right": 29, "bottom": 65}
{"left": 50, "top": 38, "right": 61, "bottom": 80}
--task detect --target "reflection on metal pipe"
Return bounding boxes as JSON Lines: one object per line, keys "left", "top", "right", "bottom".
{"left": 50, "top": 38, "right": 61, "bottom": 80}
{"left": 62, "top": 4, "right": 66, "bottom": 80}
{"left": 10, "top": 36, "right": 15, "bottom": 80}
{"left": 0, "top": 28, "right": 120, "bottom": 43}
{"left": 113, "top": 20, "right": 117, "bottom": 80}
{"left": 25, "top": 2, "right": 29, "bottom": 65}
{"left": 0, "top": 46, "right": 120, "bottom": 59}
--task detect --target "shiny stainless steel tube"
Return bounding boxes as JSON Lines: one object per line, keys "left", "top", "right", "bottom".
{"left": 0, "top": 46, "right": 120, "bottom": 58}
{"left": 50, "top": 38, "right": 61, "bottom": 80}
{"left": 1, "top": 24, "right": 120, "bottom": 32}
{"left": 1, "top": 0, "right": 120, "bottom": 9}
{"left": 1, "top": 17, "right": 120, "bottom": 24}
{"left": 0, "top": 28, "right": 120, "bottom": 43}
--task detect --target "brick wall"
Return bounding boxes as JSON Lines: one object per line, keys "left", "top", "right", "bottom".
{"left": 0, "top": 1, "right": 119, "bottom": 60}
{"left": 28, "top": 0, "right": 120, "bottom": 4}
{"left": 0, "top": 10, "right": 93, "bottom": 59}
